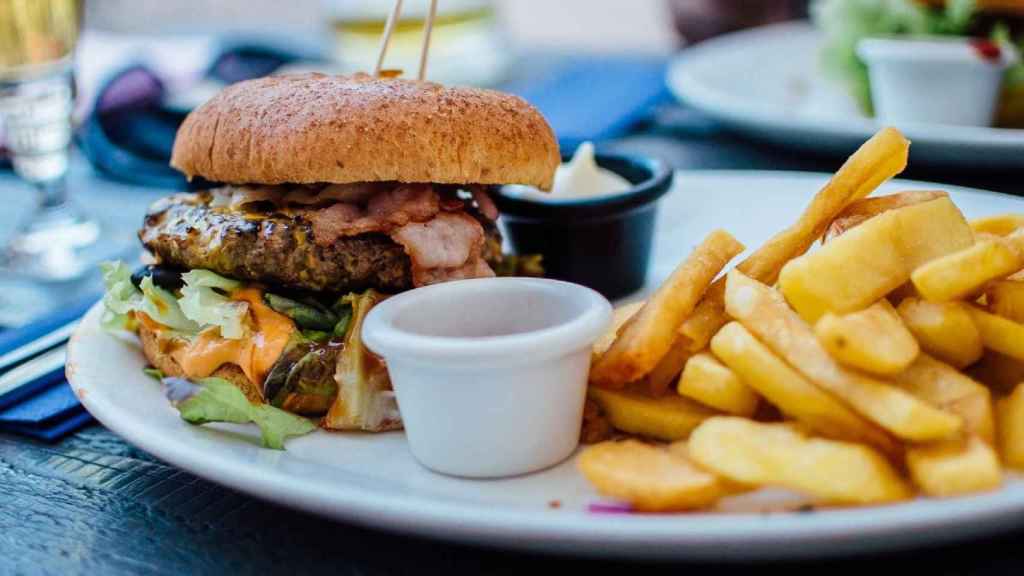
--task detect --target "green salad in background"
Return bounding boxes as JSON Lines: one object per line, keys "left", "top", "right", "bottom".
{"left": 812, "top": 0, "right": 1024, "bottom": 126}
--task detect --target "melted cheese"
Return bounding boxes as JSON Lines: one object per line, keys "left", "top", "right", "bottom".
{"left": 135, "top": 311, "right": 163, "bottom": 332}
{"left": 173, "top": 287, "right": 295, "bottom": 390}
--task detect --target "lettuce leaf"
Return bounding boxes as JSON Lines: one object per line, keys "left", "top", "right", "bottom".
{"left": 811, "top": 0, "right": 979, "bottom": 113}
{"left": 100, "top": 261, "right": 197, "bottom": 332}
{"left": 100, "top": 261, "right": 142, "bottom": 330}
{"left": 251, "top": 403, "right": 320, "bottom": 449}
{"left": 139, "top": 276, "right": 199, "bottom": 332}
{"left": 178, "top": 269, "right": 249, "bottom": 339}
{"left": 168, "top": 376, "right": 316, "bottom": 449}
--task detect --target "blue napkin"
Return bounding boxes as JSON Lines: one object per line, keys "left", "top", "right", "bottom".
{"left": 1, "top": 409, "right": 93, "bottom": 441}
{"left": 0, "top": 378, "right": 83, "bottom": 423}
{"left": 0, "top": 292, "right": 98, "bottom": 365}
{"left": 0, "top": 293, "right": 99, "bottom": 440}
{"left": 504, "top": 56, "right": 673, "bottom": 151}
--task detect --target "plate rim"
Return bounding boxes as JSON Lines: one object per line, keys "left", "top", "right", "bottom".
{"left": 666, "top": 21, "right": 1024, "bottom": 149}
{"left": 67, "top": 170, "right": 1024, "bottom": 560}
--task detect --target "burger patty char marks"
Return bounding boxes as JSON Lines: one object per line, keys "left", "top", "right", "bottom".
{"left": 140, "top": 191, "right": 501, "bottom": 293}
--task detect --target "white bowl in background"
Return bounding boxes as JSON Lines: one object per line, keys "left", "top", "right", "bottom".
{"left": 857, "top": 37, "right": 1019, "bottom": 127}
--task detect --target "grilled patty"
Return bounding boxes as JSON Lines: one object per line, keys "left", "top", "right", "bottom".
{"left": 140, "top": 192, "right": 499, "bottom": 293}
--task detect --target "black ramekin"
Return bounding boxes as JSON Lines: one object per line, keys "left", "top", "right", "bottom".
{"left": 494, "top": 153, "right": 674, "bottom": 300}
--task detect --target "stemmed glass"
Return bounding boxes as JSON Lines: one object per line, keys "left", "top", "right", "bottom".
{"left": 0, "top": 0, "right": 101, "bottom": 283}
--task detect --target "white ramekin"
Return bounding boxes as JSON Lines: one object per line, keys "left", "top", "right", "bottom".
{"left": 857, "top": 37, "right": 1019, "bottom": 126}
{"left": 362, "top": 277, "right": 612, "bottom": 478}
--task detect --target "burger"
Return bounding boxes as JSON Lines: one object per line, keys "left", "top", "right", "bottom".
{"left": 101, "top": 72, "right": 559, "bottom": 439}
{"left": 813, "top": 0, "right": 1024, "bottom": 127}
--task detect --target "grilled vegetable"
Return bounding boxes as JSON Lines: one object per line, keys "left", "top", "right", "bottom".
{"left": 264, "top": 293, "right": 339, "bottom": 331}
{"left": 323, "top": 290, "right": 400, "bottom": 431}
{"left": 262, "top": 335, "right": 342, "bottom": 415}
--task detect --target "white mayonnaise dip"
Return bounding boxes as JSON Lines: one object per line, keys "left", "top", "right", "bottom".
{"left": 503, "top": 142, "right": 631, "bottom": 201}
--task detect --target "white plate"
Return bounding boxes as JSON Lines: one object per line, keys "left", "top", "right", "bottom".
{"left": 68, "top": 171, "right": 1024, "bottom": 561}
{"left": 667, "top": 22, "right": 1024, "bottom": 169}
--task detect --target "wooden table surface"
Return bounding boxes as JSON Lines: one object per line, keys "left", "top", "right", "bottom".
{"left": 3, "top": 103, "right": 1024, "bottom": 576}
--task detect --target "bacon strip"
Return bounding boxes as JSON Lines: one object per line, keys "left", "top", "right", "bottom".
{"left": 470, "top": 186, "right": 499, "bottom": 221}
{"left": 285, "top": 182, "right": 384, "bottom": 206}
{"left": 390, "top": 212, "right": 495, "bottom": 286}
{"left": 308, "top": 184, "right": 440, "bottom": 246}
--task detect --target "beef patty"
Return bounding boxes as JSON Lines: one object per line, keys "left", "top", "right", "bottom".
{"left": 140, "top": 192, "right": 501, "bottom": 293}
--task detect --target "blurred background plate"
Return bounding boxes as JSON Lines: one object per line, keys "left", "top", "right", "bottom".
{"left": 69, "top": 170, "right": 1024, "bottom": 562}
{"left": 667, "top": 21, "right": 1024, "bottom": 170}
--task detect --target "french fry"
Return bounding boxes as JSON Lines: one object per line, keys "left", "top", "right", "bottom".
{"left": 970, "top": 213, "right": 1024, "bottom": 237}
{"left": 588, "top": 387, "right": 717, "bottom": 442}
{"left": 889, "top": 354, "right": 995, "bottom": 444}
{"left": 677, "top": 127, "right": 911, "bottom": 351}
{"left": 885, "top": 281, "right": 920, "bottom": 306}
{"left": 689, "top": 417, "right": 911, "bottom": 505}
{"left": 814, "top": 300, "right": 919, "bottom": 376}
{"left": 967, "top": 350, "right": 1024, "bottom": 396}
{"left": 779, "top": 196, "right": 974, "bottom": 321}
{"left": 986, "top": 280, "right": 1024, "bottom": 323}
{"left": 577, "top": 440, "right": 734, "bottom": 511}
{"left": 897, "top": 297, "right": 983, "bottom": 369}
{"left": 644, "top": 339, "right": 691, "bottom": 397}
{"left": 997, "top": 383, "right": 1024, "bottom": 468}
{"left": 677, "top": 352, "right": 759, "bottom": 416}
{"left": 710, "top": 321, "right": 899, "bottom": 457}
{"left": 906, "top": 436, "right": 1002, "bottom": 497}
{"left": 966, "top": 305, "right": 1024, "bottom": 362}
{"left": 823, "top": 190, "right": 947, "bottom": 243}
{"left": 911, "top": 239, "right": 1023, "bottom": 302}
{"left": 592, "top": 301, "right": 644, "bottom": 359}
{"left": 580, "top": 398, "right": 614, "bottom": 444}
{"left": 725, "top": 270, "right": 962, "bottom": 441}
{"left": 590, "top": 230, "right": 744, "bottom": 387}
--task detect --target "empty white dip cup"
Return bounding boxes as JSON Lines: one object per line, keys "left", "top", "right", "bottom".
{"left": 362, "top": 277, "right": 612, "bottom": 478}
{"left": 857, "top": 37, "right": 1019, "bottom": 126}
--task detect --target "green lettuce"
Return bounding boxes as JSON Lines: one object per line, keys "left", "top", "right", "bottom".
{"left": 100, "top": 261, "right": 142, "bottom": 330}
{"left": 100, "top": 261, "right": 197, "bottom": 332}
{"left": 167, "top": 376, "right": 317, "bottom": 449}
{"left": 993, "top": 22, "right": 1024, "bottom": 91}
{"left": 178, "top": 269, "right": 249, "bottom": 339}
{"left": 139, "top": 276, "right": 199, "bottom": 332}
{"left": 811, "top": 0, "right": 979, "bottom": 113}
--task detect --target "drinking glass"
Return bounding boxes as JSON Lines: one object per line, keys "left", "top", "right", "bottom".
{"left": 0, "top": 0, "right": 101, "bottom": 282}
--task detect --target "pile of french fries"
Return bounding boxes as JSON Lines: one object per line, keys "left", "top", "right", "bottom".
{"left": 580, "top": 127, "right": 1024, "bottom": 512}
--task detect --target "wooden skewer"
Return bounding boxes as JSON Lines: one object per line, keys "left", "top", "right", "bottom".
{"left": 373, "top": 0, "right": 405, "bottom": 77}
{"left": 417, "top": 0, "right": 439, "bottom": 81}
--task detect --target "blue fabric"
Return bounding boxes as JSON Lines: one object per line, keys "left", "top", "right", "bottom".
{"left": 504, "top": 56, "right": 672, "bottom": 151}
{"left": 0, "top": 293, "right": 99, "bottom": 438}
{"left": 77, "top": 41, "right": 317, "bottom": 188}
{"left": 0, "top": 292, "right": 98, "bottom": 358}
{"left": 0, "top": 379, "right": 84, "bottom": 425}
{"left": 1, "top": 408, "right": 92, "bottom": 441}
{"left": 0, "top": 362, "right": 65, "bottom": 411}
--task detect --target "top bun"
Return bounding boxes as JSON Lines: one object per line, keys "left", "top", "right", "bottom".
{"left": 171, "top": 73, "right": 560, "bottom": 190}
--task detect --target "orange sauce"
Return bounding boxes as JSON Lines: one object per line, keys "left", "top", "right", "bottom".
{"left": 166, "top": 287, "right": 296, "bottom": 390}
